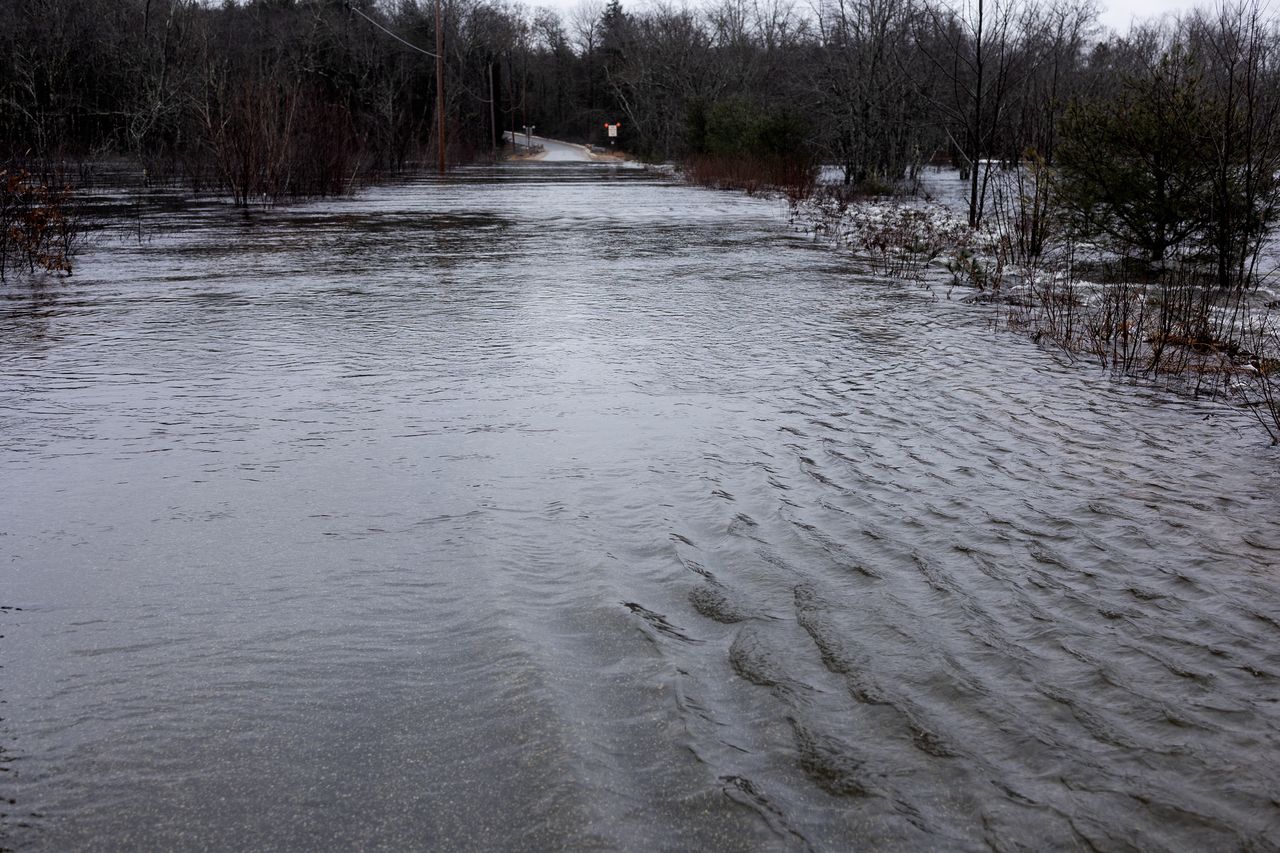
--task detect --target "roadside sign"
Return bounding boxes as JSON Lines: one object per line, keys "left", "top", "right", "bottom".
{"left": 605, "top": 123, "right": 621, "bottom": 138}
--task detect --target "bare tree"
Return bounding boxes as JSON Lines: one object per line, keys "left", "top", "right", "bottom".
{"left": 917, "top": 0, "right": 1036, "bottom": 226}
{"left": 813, "top": 0, "right": 922, "bottom": 189}
{"left": 1189, "top": 0, "right": 1280, "bottom": 290}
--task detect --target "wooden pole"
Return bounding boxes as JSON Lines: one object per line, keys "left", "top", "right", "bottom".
{"left": 488, "top": 63, "right": 497, "bottom": 155}
{"left": 435, "top": 0, "right": 445, "bottom": 174}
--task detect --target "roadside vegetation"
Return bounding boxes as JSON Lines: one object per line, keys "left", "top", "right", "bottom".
{"left": 786, "top": 1, "right": 1280, "bottom": 442}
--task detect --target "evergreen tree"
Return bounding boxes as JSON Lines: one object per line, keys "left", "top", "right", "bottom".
{"left": 1055, "top": 49, "right": 1214, "bottom": 266}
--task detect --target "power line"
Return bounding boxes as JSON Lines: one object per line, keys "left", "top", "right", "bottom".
{"left": 345, "top": 0, "right": 447, "bottom": 174}
{"left": 347, "top": 3, "right": 439, "bottom": 59}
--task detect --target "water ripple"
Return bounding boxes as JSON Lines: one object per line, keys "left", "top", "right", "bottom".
{"left": 1, "top": 165, "right": 1278, "bottom": 850}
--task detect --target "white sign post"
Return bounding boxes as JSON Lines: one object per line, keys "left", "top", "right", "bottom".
{"left": 604, "top": 122, "right": 622, "bottom": 145}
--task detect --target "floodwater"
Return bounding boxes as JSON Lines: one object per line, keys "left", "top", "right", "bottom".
{"left": 1, "top": 165, "right": 1278, "bottom": 851}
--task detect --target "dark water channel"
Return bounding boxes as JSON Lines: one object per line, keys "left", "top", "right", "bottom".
{"left": 2, "top": 165, "right": 1279, "bottom": 851}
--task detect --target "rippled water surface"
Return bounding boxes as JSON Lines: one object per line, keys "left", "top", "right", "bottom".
{"left": 2, "top": 165, "right": 1279, "bottom": 851}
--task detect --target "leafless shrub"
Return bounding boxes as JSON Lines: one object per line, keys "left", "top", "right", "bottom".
{"left": 686, "top": 155, "right": 817, "bottom": 201}
{"left": 195, "top": 68, "right": 366, "bottom": 207}
{"left": 1002, "top": 254, "right": 1280, "bottom": 441}
{"left": 988, "top": 151, "right": 1059, "bottom": 270}
{"left": 1227, "top": 308, "right": 1280, "bottom": 443}
{"left": 946, "top": 243, "right": 1006, "bottom": 293}
{"left": 0, "top": 168, "right": 83, "bottom": 280}
{"left": 794, "top": 193, "right": 977, "bottom": 281}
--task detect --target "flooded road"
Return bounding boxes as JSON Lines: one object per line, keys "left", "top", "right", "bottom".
{"left": 1, "top": 165, "right": 1278, "bottom": 851}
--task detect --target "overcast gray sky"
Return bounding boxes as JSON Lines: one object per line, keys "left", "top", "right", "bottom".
{"left": 534, "top": 0, "right": 1211, "bottom": 38}
{"left": 1098, "top": 0, "right": 1202, "bottom": 32}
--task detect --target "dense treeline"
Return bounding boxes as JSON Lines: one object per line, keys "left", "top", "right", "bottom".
{"left": 1, "top": 0, "right": 519, "bottom": 199}
{"left": 4, "top": 0, "right": 1280, "bottom": 286}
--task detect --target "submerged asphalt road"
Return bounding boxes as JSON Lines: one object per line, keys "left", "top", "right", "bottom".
{"left": 1, "top": 164, "right": 1278, "bottom": 851}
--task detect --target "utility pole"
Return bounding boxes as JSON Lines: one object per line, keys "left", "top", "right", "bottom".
{"left": 344, "top": 0, "right": 448, "bottom": 169}
{"left": 488, "top": 63, "right": 497, "bottom": 155}
{"left": 508, "top": 56, "right": 515, "bottom": 147}
{"left": 435, "top": 0, "right": 445, "bottom": 175}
